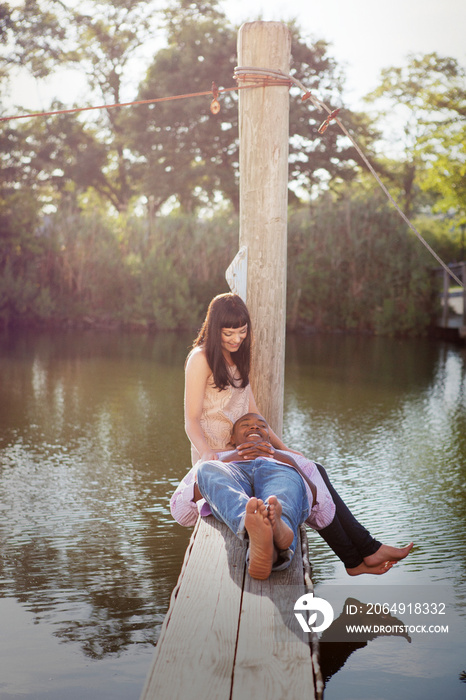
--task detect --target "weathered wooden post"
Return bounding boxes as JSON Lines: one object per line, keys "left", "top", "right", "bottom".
{"left": 441, "top": 268, "right": 450, "bottom": 328}
{"left": 461, "top": 262, "right": 466, "bottom": 339}
{"left": 236, "top": 21, "right": 291, "bottom": 437}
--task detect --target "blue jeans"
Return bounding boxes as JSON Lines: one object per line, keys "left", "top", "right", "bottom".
{"left": 197, "top": 458, "right": 309, "bottom": 570}
{"left": 316, "top": 463, "right": 382, "bottom": 569}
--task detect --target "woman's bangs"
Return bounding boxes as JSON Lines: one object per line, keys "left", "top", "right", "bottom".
{"left": 222, "top": 307, "right": 249, "bottom": 329}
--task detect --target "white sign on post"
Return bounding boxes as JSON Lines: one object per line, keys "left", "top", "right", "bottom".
{"left": 225, "top": 246, "right": 248, "bottom": 303}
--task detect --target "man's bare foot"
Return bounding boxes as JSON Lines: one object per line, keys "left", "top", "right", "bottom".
{"left": 267, "top": 495, "right": 294, "bottom": 551}
{"left": 245, "top": 498, "right": 275, "bottom": 580}
{"left": 346, "top": 560, "right": 395, "bottom": 576}
{"left": 364, "top": 542, "right": 414, "bottom": 568}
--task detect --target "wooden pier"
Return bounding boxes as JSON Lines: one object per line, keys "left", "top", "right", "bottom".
{"left": 140, "top": 516, "right": 322, "bottom": 700}
{"left": 432, "top": 262, "right": 466, "bottom": 342}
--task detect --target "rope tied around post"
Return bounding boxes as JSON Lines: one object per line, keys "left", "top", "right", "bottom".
{"left": 234, "top": 66, "right": 324, "bottom": 111}
{"left": 233, "top": 66, "right": 293, "bottom": 90}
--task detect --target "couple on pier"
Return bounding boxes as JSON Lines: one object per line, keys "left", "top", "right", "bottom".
{"left": 171, "top": 293, "right": 413, "bottom": 580}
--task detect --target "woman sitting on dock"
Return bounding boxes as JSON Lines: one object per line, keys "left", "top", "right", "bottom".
{"left": 182, "top": 292, "right": 413, "bottom": 576}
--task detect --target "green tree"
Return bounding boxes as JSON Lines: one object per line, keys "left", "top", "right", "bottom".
{"left": 2, "top": 0, "right": 159, "bottom": 212}
{"left": 287, "top": 27, "right": 381, "bottom": 202}
{"left": 366, "top": 53, "right": 466, "bottom": 225}
{"left": 128, "top": 1, "right": 378, "bottom": 213}
{"left": 127, "top": 0, "right": 239, "bottom": 213}
{"left": 3, "top": 0, "right": 378, "bottom": 216}
{"left": 0, "top": 109, "right": 111, "bottom": 215}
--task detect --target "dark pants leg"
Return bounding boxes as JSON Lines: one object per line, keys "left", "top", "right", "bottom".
{"left": 316, "top": 463, "right": 381, "bottom": 569}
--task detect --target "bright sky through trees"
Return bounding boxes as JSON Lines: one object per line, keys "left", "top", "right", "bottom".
{"left": 7, "top": 0, "right": 466, "bottom": 113}
{"left": 221, "top": 0, "right": 466, "bottom": 106}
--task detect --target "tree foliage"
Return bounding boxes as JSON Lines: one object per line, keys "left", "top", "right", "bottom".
{"left": 2, "top": 0, "right": 377, "bottom": 214}
{"left": 127, "top": 3, "right": 373, "bottom": 213}
{"left": 366, "top": 53, "right": 466, "bottom": 224}
{"left": 0, "top": 205, "right": 238, "bottom": 329}
{"left": 0, "top": 198, "right": 438, "bottom": 335}
{"left": 2, "top": 0, "right": 159, "bottom": 212}
{"left": 127, "top": 1, "right": 240, "bottom": 212}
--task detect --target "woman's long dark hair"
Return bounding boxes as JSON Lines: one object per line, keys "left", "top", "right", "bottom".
{"left": 192, "top": 293, "right": 252, "bottom": 390}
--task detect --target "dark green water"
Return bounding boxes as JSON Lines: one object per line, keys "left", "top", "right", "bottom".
{"left": 0, "top": 329, "right": 465, "bottom": 699}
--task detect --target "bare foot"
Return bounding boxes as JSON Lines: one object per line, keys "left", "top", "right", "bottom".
{"left": 245, "top": 498, "right": 275, "bottom": 580}
{"left": 364, "top": 542, "right": 414, "bottom": 568}
{"left": 267, "top": 495, "right": 294, "bottom": 551}
{"left": 346, "top": 560, "right": 395, "bottom": 576}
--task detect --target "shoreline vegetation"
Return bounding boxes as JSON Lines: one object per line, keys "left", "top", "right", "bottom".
{"left": 0, "top": 200, "right": 452, "bottom": 338}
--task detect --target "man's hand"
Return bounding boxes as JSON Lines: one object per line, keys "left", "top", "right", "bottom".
{"left": 236, "top": 440, "right": 274, "bottom": 460}
{"left": 219, "top": 439, "right": 318, "bottom": 507}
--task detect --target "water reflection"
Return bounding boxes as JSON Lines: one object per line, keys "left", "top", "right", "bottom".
{"left": 319, "top": 596, "right": 412, "bottom": 683}
{"left": 0, "top": 329, "right": 465, "bottom": 699}
{"left": 284, "top": 335, "right": 466, "bottom": 699}
{"left": 1, "top": 439, "right": 187, "bottom": 652}
{"left": 0, "top": 329, "right": 192, "bottom": 676}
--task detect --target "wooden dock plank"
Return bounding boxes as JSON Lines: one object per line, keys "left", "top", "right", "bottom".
{"left": 232, "top": 541, "right": 315, "bottom": 700}
{"left": 141, "top": 518, "right": 317, "bottom": 700}
{"left": 140, "top": 516, "right": 246, "bottom": 700}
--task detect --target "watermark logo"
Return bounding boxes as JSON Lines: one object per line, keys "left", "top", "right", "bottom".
{"left": 294, "top": 592, "right": 334, "bottom": 633}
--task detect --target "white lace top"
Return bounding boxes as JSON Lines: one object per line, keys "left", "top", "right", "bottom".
{"left": 190, "top": 364, "right": 252, "bottom": 465}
